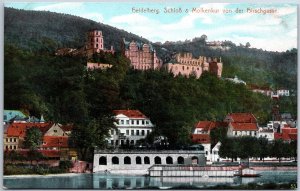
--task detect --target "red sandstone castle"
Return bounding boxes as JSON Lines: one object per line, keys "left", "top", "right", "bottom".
{"left": 121, "top": 38, "right": 163, "bottom": 70}
{"left": 83, "top": 29, "right": 222, "bottom": 78}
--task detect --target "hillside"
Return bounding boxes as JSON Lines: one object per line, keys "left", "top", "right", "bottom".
{"left": 4, "top": 7, "right": 297, "bottom": 89}
{"left": 4, "top": 7, "right": 150, "bottom": 52}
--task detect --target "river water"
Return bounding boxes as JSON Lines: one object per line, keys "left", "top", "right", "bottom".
{"left": 3, "top": 171, "right": 297, "bottom": 189}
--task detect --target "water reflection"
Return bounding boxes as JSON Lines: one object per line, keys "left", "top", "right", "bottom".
{"left": 3, "top": 171, "right": 297, "bottom": 189}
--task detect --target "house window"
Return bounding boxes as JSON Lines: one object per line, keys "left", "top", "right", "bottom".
{"left": 142, "top": 120, "right": 145, "bottom": 125}
{"left": 120, "top": 120, "right": 124, "bottom": 125}
{"left": 142, "top": 130, "right": 145, "bottom": 136}
{"left": 14, "top": 138, "right": 16, "bottom": 142}
{"left": 10, "top": 138, "right": 12, "bottom": 142}
{"left": 205, "top": 151, "right": 208, "bottom": 155}
{"left": 131, "top": 120, "right": 134, "bottom": 125}
{"left": 126, "top": 120, "right": 129, "bottom": 125}
{"left": 254, "top": 132, "right": 257, "bottom": 136}
{"left": 136, "top": 130, "right": 140, "bottom": 136}
{"left": 131, "top": 130, "right": 134, "bottom": 135}
{"left": 54, "top": 130, "right": 57, "bottom": 133}
{"left": 146, "top": 120, "right": 149, "bottom": 125}
{"left": 111, "top": 140, "right": 114, "bottom": 145}
{"left": 234, "top": 131, "right": 237, "bottom": 136}
{"left": 6, "top": 138, "right": 8, "bottom": 142}
{"left": 126, "top": 130, "right": 129, "bottom": 135}
{"left": 137, "top": 120, "right": 140, "bottom": 125}
{"left": 147, "top": 130, "right": 150, "bottom": 135}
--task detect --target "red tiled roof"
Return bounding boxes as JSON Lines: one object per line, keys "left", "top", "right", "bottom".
{"left": 113, "top": 110, "right": 147, "bottom": 119}
{"left": 231, "top": 123, "right": 258, "bottom": 131}
{"left": 42, "top": 136, "right": 68, "bottom": 148}
{"left": 194, "top": 121, "right": 228, "bottom": 131}
{"left": 225, "top": 113, "right": 257, "bottom": 123}
{"left": 6, "top": 122, "right": 51, "bottom": 138}
{"left": 61, "top": 124, "right": 73, "bottom": 131}
{"left": 274, "top": 127, "right": 297, "bottom": 141}
{"left": 191, "top": 134, "right": 211, "bottom": 144}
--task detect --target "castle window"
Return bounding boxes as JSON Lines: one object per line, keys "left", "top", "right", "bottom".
{"left": 197, "top": 68, "right": 199, "bottom": 70}
{"left": 96, "top": 44, "right": 98, "bottom": 48}
{"left": 96, "top": 38, "right": 98, "bottom": 42}
{"left": 182, "top": 66, "right": 184, "bottom": 70}
{"left": 187, "top": 67, "right": 189, "bottom": 70}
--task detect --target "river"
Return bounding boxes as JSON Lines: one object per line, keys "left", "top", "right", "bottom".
{"left": 3, "top": 170, "right": 297, "bottom": 189}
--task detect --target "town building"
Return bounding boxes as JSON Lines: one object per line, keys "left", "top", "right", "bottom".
{"left": 86, "top": 62, "right": 112, "bottom": 70}
{"left": 274, "top": 124, "right": 297, "bottom": 143}
{"left": 4, "top": 122, "right": 51, "bottom": 151}
{"left": 108, "top": 110, "right": 154, "bottom": 147}
{"left": 164, "top": 53, "right": 223, "bottom": 78}
{"left": 257, "top": 127, "right": 274, "bottom": 141}
{"left": 121, "top": 38, "right": 162, "bottom": 70}
{"left": 249, "top": 85, "right": 290, "bottom": 98}
{"left": 224, "top": 113, "right": 258, "bottom": 137}
{"left": 191, "top": 121, "right": 227, "bottom": 162}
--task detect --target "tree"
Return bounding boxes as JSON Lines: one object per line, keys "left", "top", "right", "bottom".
{"left": 27, "top": 149, "right": 44, "bottom": 166}
{"left": 257, "top": 137, "right": 269, "bottom": 162}
{"left": 69, "top": 117, "right": 114, "bottom": 161}
{"left": 245, "top": 42, "right": 251, "bottom": 48}
{"left": 23, "top": 127, "right": 42, "bottom": 150}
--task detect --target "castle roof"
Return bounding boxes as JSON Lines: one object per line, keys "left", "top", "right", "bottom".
{"left": 123, "top": 38, "right": 154, "bottom": 52}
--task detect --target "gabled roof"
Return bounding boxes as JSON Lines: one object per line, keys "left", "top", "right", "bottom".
{"left": 6, "top": 122, "right": 51, "bottom": 138}
{"left": 224, "top": 113, "right": 257, "bottom": 123}
{"left": 113, "top": 110, "right": 147, "bottom": 119}
{"left": 230, "top": 123, "right": 258, "bottom": 131}
{"left": 191, "top": 134, "right": 211, "bottom": 144}
{"left": 42, "top": 136, "right": 68, "bottom": 148}
{"left": 194, "top": 121, "right": 228, "bottom": 131}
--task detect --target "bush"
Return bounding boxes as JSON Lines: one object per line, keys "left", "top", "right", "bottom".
{"left": 59, "top": 160, "right": 73, "bottom": 170}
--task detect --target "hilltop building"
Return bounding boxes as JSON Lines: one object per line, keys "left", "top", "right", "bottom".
{"left": 121, "top": 38, "right": 162, "bottom": 70}
{"left": 85, "top": 30, "right": 115, "bottom": 56}
{"left": 108, "top": 110, "right": 154, "bottom": 147}
{"left": 164, "top": 53, "right": 223, "bottom": 78}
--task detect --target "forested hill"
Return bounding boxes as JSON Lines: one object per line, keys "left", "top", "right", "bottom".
{"left": 4, "top": 7, "right": 150, "bottom": 52}
{"left": 4, "top": 7, "right": 297, "bottom": 89}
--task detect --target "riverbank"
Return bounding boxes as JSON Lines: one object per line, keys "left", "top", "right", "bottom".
{"left": 4, "top": 172, "right": 85, "bottom": 178}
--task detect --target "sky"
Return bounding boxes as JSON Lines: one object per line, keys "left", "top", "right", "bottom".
{"left": 5, "top": 2, "right": 298, "bottom": 52}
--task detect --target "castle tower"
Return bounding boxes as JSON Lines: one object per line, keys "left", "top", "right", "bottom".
{"left": 87, "top": 30, "right": 104, "bottom": 53}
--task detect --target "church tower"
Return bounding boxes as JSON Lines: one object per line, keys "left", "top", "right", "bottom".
{"left": 86, "top": 30, "right": 104, "bottom": 53}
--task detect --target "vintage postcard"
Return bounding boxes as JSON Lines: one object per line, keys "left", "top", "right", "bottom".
{"left": 3, "top": 2, "right": 298, "bottom": 190}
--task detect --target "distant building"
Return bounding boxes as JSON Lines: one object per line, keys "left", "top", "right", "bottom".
{"left": 108, "top": 110, "right": 154, "bottom": 147}
{"left": 224, "top": 113, "right": 258, "bottom": 137}
{"left": 121, "top": 38, "right": 162, "bottom": 70}
{"left": 164, "top": 53, "right": 223, "bottom": 78}
{"left": 225, "top": 76, "right": 246, "bottom": 85}
{"left": 249, "top": 85, "right": 290, "bottom": 98}
{"left": 86, "top": 62, "right": 112, "bottom": 70}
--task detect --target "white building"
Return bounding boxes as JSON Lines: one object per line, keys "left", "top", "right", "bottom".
{"left": 108, "top": 110, "right": 154, "bottom": 147}
{"left": 257, "top": 127, "right": 274, "bottom": 141}
{"left": 224, "top": 76, "right": 246, "bottom": 85}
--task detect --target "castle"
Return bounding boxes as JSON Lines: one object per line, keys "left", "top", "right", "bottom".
{"left": 85, "top": 30, "right": 115, "bottom": 56}
{"left": 57, "top": 29, "right": 223, "bottom": 78}
{"left": 121, "top": 38, "right": 162, "bottom": 70}
{"left": 164, "top": 53, "right": 223, "bottom": 78}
